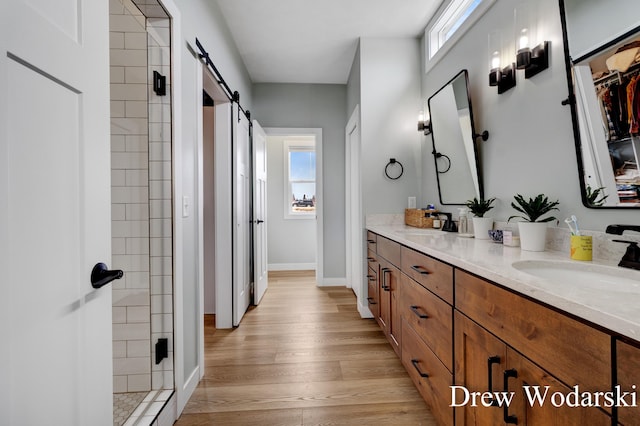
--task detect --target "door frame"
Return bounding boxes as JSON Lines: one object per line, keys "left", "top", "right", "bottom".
{"left": 264, "top": 127, "right": 325, "bottom": 285}
{"left": 345, "top": 105, "right": 371, "bottom": 317}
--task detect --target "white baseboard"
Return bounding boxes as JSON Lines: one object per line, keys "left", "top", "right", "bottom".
{"left": 317, "top": 277, "right": 347, "bottom": 287}
{"left": 358, "top": 301, "right": 374, "bottom": 319}
{"left": 268, "top": 263, "right": 316, "bottom": 271}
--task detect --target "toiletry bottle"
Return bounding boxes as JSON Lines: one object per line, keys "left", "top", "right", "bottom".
{"left": 457, "top": 208, "right": 468, "bottom": 234}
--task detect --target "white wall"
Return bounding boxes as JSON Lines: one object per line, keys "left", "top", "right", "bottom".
{"left": 421, "top": 0, "right": 638, "bottom": 231}
{"left": 168, "top": 0, "right": 253, "bottom": 411}
{"left": 266, "top": 135, "right": 317, "bottom": 270}
{"left": 360, "top": 38, "right": 423, "bottom": 213}
{"left": 252, "top": 83, "right": 347, "bottom": 279}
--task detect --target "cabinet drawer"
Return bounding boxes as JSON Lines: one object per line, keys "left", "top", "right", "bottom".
{"left": 400, "top": 273, "right": 453, "bottom": 372}
{"left": 617, "top": 339, "right": 640, "bottom": 425}
{"left": 366, "top": 267, "right": 379, "bottom": 318}
{"left": 455, "top": 270, "right": 610, "bottom": 394}
{"left": 401, "top": 246, "right": 453, "bottom": 305}
{"left": 401, "top": 320, "right": 453, "bottom": 426}
{"left": 377, "top": 235, "right": 401, "bottom": 267}
{"left": 366, "top": 231, "right": 377, "bottom": 253}
{"left": 367, "top": 248, "right": 378, "bottom": 269}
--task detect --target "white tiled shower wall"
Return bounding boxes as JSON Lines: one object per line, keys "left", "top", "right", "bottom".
{"left": 110, "top": 0, "right": 173, "bottom": 394}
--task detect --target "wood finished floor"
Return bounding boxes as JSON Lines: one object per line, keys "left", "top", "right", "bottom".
{"left": 175, "top": 270, "right": 436, "bottom": 425}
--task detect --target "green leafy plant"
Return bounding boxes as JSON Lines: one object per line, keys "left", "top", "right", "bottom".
{"left": 508, "top": 194, "right": 560, "bottom": 223}
{"left": 465, "top": 197, "right": 496, "bottom": 217}
{"left": 585, "top": 185, "right": 608, "bottom": 207}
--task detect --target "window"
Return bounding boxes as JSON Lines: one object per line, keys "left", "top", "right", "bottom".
{"left": 426, "top": 0, "right": 495, "bottom": 71}
{"left": 284, "top": 139, "right": 316, "bottom": 218}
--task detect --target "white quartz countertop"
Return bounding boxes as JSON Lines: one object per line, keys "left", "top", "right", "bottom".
{"left": 367, "top": 224, "right": 640, "bottom": 342}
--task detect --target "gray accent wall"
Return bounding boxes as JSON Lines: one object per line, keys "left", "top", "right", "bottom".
{"left": 359, "top": 38, "right": 423, "bottom": 214}
{"left": 252, "top": 83, "right": 347, "bottom": 279}
{"left": 421, "top": 0, "right": 638, "bottom": 230}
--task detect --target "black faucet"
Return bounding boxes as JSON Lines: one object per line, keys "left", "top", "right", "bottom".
{"left": 605, "top": 225, "right": 640, "bottom": 270}
{"left": 605, "top": 224, "right": 640, "bottom": 235}
{"left": 440, "top": 212, "right": 458, "bottom": 232}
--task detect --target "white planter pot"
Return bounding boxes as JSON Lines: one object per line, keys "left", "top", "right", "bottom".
{"left": 518, "top": 222, "right": 548, "bottom": 251}
{"left": 472, "top": 216, "right": 493, "bottom": 240}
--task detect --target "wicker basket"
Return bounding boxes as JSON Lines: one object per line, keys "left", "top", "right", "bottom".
{"left": 405, "top": 208, "right": 437, "bottom": 228}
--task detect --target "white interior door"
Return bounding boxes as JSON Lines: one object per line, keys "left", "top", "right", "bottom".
{"left": 1, "top": 1, "right": 113, "bottom": 425}
{"left": 233, "top": 105, "right": 251, "bottom": 326}
{"left": 253, "top": 120, "right": 268, "bottom": 304}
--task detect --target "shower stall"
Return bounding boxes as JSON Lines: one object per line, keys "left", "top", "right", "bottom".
{"left": 109, "top": 0, "right": 174, "bottom": 424}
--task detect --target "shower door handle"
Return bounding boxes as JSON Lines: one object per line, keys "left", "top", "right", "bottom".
{"left": 91, "top": 263, "right": 123, "bottom": 289}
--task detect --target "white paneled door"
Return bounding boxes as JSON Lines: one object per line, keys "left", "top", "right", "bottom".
{"left": 1, "top": 1, "right": 113, "bottom": 425}
{"left": 233, "top": 105, "right": 251, "bottom": 326}
{"left": 253, "top": 120, "right": 268, "bottom": 304}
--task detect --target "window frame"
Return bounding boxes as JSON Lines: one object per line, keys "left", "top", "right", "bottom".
{"left": 283, "top": 139, "right": 316, "bottom": 220}
{"left": 425, "top": 0, "right": 496, "bottom": 74}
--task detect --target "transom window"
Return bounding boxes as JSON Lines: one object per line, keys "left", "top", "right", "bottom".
{"left": 426, "top": 0, "right": 494, "bottom": 70}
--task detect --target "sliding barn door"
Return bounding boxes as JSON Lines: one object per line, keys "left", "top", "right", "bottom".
{"left": 253, "top": 120, "right": 268, "bottom": 304}
{"left": 233, "top": 104, "right": 251, "bottom": 326}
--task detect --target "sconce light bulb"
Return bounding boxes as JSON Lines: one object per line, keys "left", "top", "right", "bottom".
{"left": 491, "top": 54, "right": 500, "bottom": 69}
{"left": 519, "top": 29, "right": 529, "bottom": 50}
{"left": 418, "top": 111, "right": 424, "bottom": 122}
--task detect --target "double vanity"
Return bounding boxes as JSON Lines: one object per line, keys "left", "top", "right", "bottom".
{"left": 365, "top": 223, "right": 640, "bottom": 425}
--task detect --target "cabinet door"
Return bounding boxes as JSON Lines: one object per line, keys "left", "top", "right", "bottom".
{"left": 455, "top": 312, "right": 506, "bottom": 426}
{"left": 506, "top": 347, "right": 611, "bottom": 426}
{"left": 618, "top": 339, "right": 640, "bottom": 425}
{"left": 378, "top": 259, "right": 390, "bottom": 334}
{"left": 383, "top": 262, "right": 401, "bottom": 355}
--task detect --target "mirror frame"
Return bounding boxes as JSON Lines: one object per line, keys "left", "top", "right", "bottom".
{"left": 427, "top": 69, "right": 484, "bottom": 205}
{"left": 559, "top": 0, "right": 640, "bottom": 209}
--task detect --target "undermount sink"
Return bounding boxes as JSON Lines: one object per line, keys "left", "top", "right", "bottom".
{"left": 512, "top": 260, "right": 640, "bottom": 293}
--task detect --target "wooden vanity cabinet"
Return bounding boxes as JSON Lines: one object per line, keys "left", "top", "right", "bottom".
{"left": 372, "top": 235, "right": 402, "bottom": 356}
{"left": 617, "top": 339, "right": 640, "bottom": 425}
{"left": 399, "top": 247, "right": 454, "bottom": 425}
{"left": 455, "top": 312, "right": 611, "bottom": 426}
{"left": 455, "top": 271, "right": 612, "bottom": 425}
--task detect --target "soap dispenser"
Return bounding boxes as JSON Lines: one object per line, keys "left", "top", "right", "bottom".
{"left": 457, "top": 207, "right": 469, "bottom": 235}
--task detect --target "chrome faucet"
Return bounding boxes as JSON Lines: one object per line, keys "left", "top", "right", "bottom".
{"left": 605, "top": 224, "right": 640, "bottom": 271}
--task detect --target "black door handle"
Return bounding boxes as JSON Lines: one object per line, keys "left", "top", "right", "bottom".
{"left": 256, "top": 219, "right": 264, "bottom": 224}
{"left": 91, "top": 263, "right": 123, "bottom": 289}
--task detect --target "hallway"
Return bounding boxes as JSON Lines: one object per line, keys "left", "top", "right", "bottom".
{"left": 175, "top": 271, "right": 435, "bottom": 425}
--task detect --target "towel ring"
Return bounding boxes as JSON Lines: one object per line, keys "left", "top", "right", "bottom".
{"left": 384, "top": 158, "right": 404, "bottom": 180}
{"left": 432, "top": 151, "right": 451, "bottom": 174}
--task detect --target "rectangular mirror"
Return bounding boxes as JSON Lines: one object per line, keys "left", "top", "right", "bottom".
{"left": 428, "top": 69, "right": 484, "bottom": 204}
{"left": 560, "top": 0, "right": 640, "bottom": 207}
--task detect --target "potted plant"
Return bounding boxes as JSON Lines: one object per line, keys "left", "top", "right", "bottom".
{"left": 465, "top": 197, "right": 496, "bottom": 240}
{"left": 508, "top": 194, "right": 560, "bottom": 251}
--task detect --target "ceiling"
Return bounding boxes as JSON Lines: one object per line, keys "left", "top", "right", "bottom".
{"left": 215, "top": 0, "right": 443, "bottom": 84}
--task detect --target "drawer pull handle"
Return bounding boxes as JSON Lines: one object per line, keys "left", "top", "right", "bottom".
{"left": 367, "top": 297, "right": 377, "bottom": 305}
{"left": 503, "top": 369, "right": 518, "bottom": 423}
{"left": 381, "top": 268, "right": 391, "bottom": 291}
{"left": 367, "top": 257, "right": 375, "bottom": 262}
{"left": 411, "top": 359, "right": 429, "bottom": 378}
{"left": 410, "top": 305, "right": 428, "bottom": 319}
{"left": 487, "top": 356, "right": 501, "bottom": 407}
{"left": 367, "top": 239, "right": 376, "bottom": 244}
{"left": 411, "top": 265, "right": 430, "bottom": 275}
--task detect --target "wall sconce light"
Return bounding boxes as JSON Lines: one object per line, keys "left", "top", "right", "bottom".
{"left": 488, "top": 31, "right": 516, "bottom": 94}
{"left": 514, "top": 3, "right": 550, "bottom": 79}
{"left": 418, "top": 110, "right": 432, "bottom": 135}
